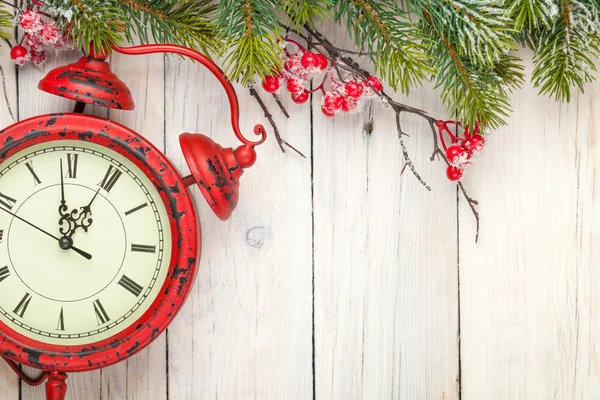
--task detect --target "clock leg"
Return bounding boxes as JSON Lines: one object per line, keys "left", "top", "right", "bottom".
{"left": 45, "top": 371, "right": 68, "bottom": 400}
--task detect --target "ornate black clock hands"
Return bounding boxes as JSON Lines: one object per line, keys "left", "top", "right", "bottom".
{"left": 0, "top": 205, "right": 92, "bottom": 260}
{"left": 58, "top": 160, "right": 98, "bottom": 239}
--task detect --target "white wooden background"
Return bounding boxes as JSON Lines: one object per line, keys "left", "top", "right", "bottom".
{"left": 0, "top": 32, "right": 599, "bottom": 400}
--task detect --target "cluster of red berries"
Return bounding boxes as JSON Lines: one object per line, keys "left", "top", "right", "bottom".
{"left": 261, "top": 40, "right": 384, "bottom": 117}
{"left": 10, "top": 8, "right": 71, "bottom": 67}
{"left": 436, "top": 120, "right": 485, "bottom": 182}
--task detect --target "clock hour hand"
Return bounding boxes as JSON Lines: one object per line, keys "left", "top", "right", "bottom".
{"left": 0, "top": 205, "right": 92, "bottom": 260}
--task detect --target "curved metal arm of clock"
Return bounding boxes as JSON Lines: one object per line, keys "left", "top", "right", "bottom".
{"left": 109, "top": 44, "right": 267, "bottom": 148}
{"left": 2, "top": 356, "right": 48, "bottom": 386}
{"left": 2, "top": 357, "right": 68, "bottom": 400}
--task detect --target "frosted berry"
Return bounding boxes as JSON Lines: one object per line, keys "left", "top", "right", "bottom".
{"left": 19, "top": 10, "right": 43, "bottom": 33}
{"left": 285, "top": 55, "right": 303, "bottom": 73}
{"left": 366, "top": 76, "right": 383, "bottom": 92}
{"left": 345, "top": 81, "right": 363, "bottom": 98}
{"left": 323, "top": 91, "right": 343, "bottom": 111}
{"left": 30, "top": 50, "right": 47, "bottom": 67}
{"left": 262, "top": 75, "right": 280, "bottom": 93}
{"left": 316, "top": 54, "right": 328, "bottom": 70}
{"left": 340, "top": 96, "right": 357, "bottom": 113}
{"left": 465, "top": 134, "right": 485, "bottom": 152}
{"left": 286, "top": 78, "right": 304, "bottom": 95}
{"left": 291, "top": 90, "right": 309, "bottom": 104}
{"left": 301, "top": 52, "right": 320, "bottom": 70}
{"left": 446, "top": 144, "right": 471, "bottom": 165}
{"left": 25, "top": 34, "right": 42, "bottom": 51}
{"left": 321, "top": 105, "right": 337, "bottom": 117}
{"left": 39, "top": 22, "right": 60, "bottom": 46}
{"left": 10, "top": 45, "right": 29, "bottom": 65}
{"left": 446, "top": 165, "right": 463, "bottom": 182}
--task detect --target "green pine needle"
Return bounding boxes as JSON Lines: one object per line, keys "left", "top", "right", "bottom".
{"left": 0, "top": 6, "right": 11, "bottom": 41}
{"left": 332, "top": 0, "right": 434, "bottom": 94}
{"left": 216, "top": 0, "right": 283, "bottom": 84}
{"left": 281, "top": 0, "right": 332, "bottom": 28}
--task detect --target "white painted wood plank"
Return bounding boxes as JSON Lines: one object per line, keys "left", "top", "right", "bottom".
{"left": 0, "top": 39, "right": 20, "bottom": 400}
{"left": 313, "top": 27, "right": 460, "bottom": 400}
{"left": 459, "top": 51, "right": 589, "bottom": 399}
{"left": 100, "top": 52, "right": 167, "bottom": 400}
{"left": 573, "top": 76, "right": 600, "bottom": 399}
{"left": 164, "top": 54, "right": 313, "bottom": 399}
{"left": 17, "top": 50, "right": 104, "bottom": 400}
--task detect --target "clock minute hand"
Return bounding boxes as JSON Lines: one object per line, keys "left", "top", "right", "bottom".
{"left": 0, "top": 206, "right": 92, "bottom": 260}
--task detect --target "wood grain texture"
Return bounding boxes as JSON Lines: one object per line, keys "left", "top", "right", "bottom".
{"left": 312, "top": 26, "right": 459, "bottom": 400}
{"left": 459, "top": 51, "right": 600, "bottom": 399}
{"left": 163, "top": 54, "right": 313, "bottom": 399}
{"left": 0, "top": 41, "right": 598, "bottom": 400}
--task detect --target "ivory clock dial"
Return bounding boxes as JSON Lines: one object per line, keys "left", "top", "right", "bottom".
{"left": 0, "top": 140, "right": 172, "bottom": 345}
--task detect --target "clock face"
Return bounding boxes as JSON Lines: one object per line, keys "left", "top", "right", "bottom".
{"left": 0, "top": 140, "right": 172, "bottom": 345}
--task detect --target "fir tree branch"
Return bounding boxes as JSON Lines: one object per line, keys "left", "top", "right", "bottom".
{"left": 216, "top": 0, "right": 283, "bottom": 84}
{"left": 331, "top": 0, "right": 434, "bottom": 94}
{"left": 116, "top": 0, "right": 220, "bottom": 55}
{"left": 531, "top": 0, "right": 600, "bottom": 102}
{"left": 417, "top": 6, "right": 524, "bottom": 130}
{"left": 280, "top": 0, "right": 332, "bottom": 29}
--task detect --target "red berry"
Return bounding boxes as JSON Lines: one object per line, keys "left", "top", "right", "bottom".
{"left": 10, "top": 45, "right": 28, "bottom": 61}
{"left": 323, "top": 91, "right": 343, "bottom": 111}
{"left": 367, "top": 76, "right": 383, "bottom": 92}
{"left": 345, "top": 81, "right": 363, "bottom": 98}
{"left": 262, "top": 75, "right": 280, "bottom": 93}
{"left": 316, "top": 54, "right": 328, "bottom": 70}
{"left": 446, "top": 165, "right": 463, "bottom": 181}
{"left": 301, "top": 52, "right": 320, "bottom": 70}
{"left": 286, "top": 79, "right": 304, "bottom": 94}
{"left": 25, "top": 34, "right": 42, "bottom": 51}
{"left": 446, "top": 144, "right": 471, "bottom": 165}
{"left": 291, "top": 89, "right": 309, "bottom": 104}
{"left": 465, "top": 134, "right": 485, "bottom": 152}
{"left": 321, "top": 105, "right": 336, "bottom": 117}
{"left": 340, "top": 96, "right": 357, "bottom": 113}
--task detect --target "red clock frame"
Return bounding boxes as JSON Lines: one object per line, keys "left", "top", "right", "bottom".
{"left": 0, "top": 113, "right": 200, "bottom": 372}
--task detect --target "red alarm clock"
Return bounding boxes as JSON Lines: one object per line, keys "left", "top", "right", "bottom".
{"left": 0, "top": 44, "right": 266, "bottom": 400}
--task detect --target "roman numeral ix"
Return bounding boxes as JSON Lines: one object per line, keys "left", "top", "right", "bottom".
{"left": 0, "top": 192, "right": 17, "bottom": 210}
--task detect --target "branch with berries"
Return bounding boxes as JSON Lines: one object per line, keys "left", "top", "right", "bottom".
{"left": 254, "top": 25, "right": 482, "bottom": 240}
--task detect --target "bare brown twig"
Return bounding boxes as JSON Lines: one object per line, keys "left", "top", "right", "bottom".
{"left": 249, "top": 87, "right": 306, "bottom": 158}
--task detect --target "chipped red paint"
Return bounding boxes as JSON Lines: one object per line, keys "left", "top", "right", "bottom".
{"left": 0, "top": 113, "right": 199, "bottom": 373}
{"left": 38, "top": 56, "right": 135, "bottom": 110}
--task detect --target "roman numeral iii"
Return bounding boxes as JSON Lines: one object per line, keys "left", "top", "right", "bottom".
{"left": 99, "top": 165, "right": 122, "bottom": 193}
{"left": 13, "top": 293, "right": 32, "bottom": 318}
{"left": 93, "top": 299, "right": 110, "bottom": 325}
{"left": 131, "top": 244, "right": 156, "bottom": 253}
{"left": 118, "top": 275, "right": 144, "bottom": 297}
{"left": 0, "top": 266, "right": 9, "bottom": 283}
